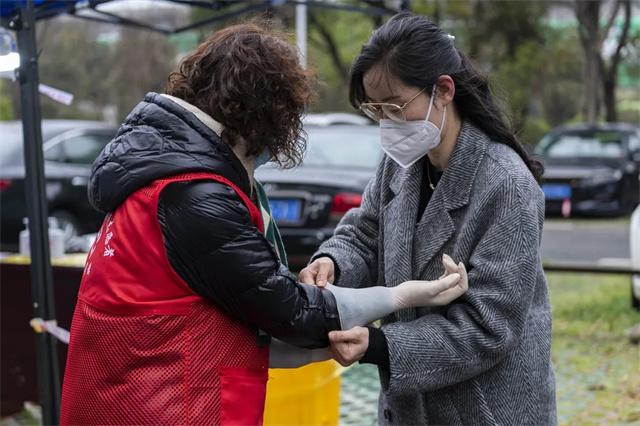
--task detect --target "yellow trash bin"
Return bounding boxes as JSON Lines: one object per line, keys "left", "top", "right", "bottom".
{"left": 264, "top": 360, "right": 343, "bottom": 426}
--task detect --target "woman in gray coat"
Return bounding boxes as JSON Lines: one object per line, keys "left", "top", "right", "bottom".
{"left": 300, "top": 12, "right": 556, "bottom": 425}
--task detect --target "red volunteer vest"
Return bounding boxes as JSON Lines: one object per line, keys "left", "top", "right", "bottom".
{"left": 60, "top": 173, "right": 269, "bottom": 425}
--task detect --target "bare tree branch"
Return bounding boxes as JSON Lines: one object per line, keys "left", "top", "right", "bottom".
{"left": 308, "top": 10, "right": 349, "bottom": 83}
{"left": 601, "top": 0, "right": 622, "bottom": 45}
{"left": 609, "top": 0, "right": 632, "bottom": 74}
{"left": 573, "top": 0, "right": 603, "bottom": 123}
{"left": 575, "top": 0, "right": 599, "bottom": 43}
{"left": 361, "top": 0, "right": 387, "bottom": 27}
{"left": 308, "top": 33, "right": 326, "bottom": 51}
{"left": 602, "top": 0, "right": 632, "bottom": 121}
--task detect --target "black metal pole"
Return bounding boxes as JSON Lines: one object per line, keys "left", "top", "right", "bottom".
{"left": 543, "top": 261, "right": 640, "bottom": 275}
{"left": 11, "top": 0, "right": 61, "bottom": 424}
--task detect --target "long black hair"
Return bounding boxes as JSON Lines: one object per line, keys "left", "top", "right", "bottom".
{"left": 349, "top": 12, "right": 543, "bottom": 182}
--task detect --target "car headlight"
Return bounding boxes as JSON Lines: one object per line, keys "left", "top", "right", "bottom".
{"left": 582, "top": 170, "right": 623, "bottom": 186}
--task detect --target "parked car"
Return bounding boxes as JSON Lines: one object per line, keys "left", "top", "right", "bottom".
{"left": 0, "top": 120, "right": 117, "bottom": 251}
{"left": 535, "top": 123, "right": 640, "bottom": 216}
{"left": 256, "top": 113, "right": 380, "bottom": 268}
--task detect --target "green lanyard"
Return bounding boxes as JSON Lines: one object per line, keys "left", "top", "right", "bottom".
{"left": 253, "top": 180, "right": 288, "bottom": 269}
{"left": 253, "top": 180, "right": 288, "bottom": 346}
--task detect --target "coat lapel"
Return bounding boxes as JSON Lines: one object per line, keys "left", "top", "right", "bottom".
{"left": 382, "top": 162, "right": 423, "bottom": 322}
{"left": 413, "top": 122, "right": 489, "bottom": 279}
{"left": 382, "top": 161, "right": 422, "bottom": 288}
{"left": 413, "top": 190, "right": 455, "bottom": 279}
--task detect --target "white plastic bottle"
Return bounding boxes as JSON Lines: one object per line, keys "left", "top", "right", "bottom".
{"left": 19, "top": 217, "right": 30, "bottom": 256}
{"left": 48, "top": 217, "right": 65, "bottom": 259}
{"left": 18, "top": 217, "right": 66, "bottom": 259}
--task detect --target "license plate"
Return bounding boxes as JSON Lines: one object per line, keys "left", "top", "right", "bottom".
{"left": 269, "top": 198, "right": 303, "bottom": 223}
{"left": 542, "top": 184, "right": 572, "bottom": 200}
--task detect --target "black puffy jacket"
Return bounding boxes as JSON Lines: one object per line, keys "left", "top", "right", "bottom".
{"left": 88, "top": 92, "right": 340, "bottom": 348}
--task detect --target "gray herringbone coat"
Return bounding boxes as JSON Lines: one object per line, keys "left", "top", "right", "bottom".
{"left": 313, "top": 122, "right": 556, "bottom": 425}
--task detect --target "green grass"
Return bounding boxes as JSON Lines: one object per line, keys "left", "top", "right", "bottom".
{"left": 549, "top": 273, "right": 640, "bottom": 425}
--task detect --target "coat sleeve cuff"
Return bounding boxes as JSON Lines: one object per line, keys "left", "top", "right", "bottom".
{"left": 359, "top": 326, "right": 390, "bottom": 369}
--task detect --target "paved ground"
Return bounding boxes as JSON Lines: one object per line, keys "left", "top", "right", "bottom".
{"left": 340, "top": 364, "right": 380, "bottom": 426}
{"left": 542, "top": 217, "right": 631, "bottom": 265}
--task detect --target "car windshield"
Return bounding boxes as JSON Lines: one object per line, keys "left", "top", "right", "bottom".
{"left": 536, "top": 132, "right": 625, "bottom": 160}
{"left": 0, "top": 121, "right": 110, "bottom": 167}
{"left": 302, "top": 125, "right": 380, "bottom": 169}
{"left": 0, "top": 122, "right": 25, "bottom": 166}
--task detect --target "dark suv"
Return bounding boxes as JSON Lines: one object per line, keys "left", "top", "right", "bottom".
{"left": 535, "top": 123, "right": 640, "bottom": 216}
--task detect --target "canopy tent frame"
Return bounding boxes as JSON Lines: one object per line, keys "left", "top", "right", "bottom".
{"left": 6, "top": 4, "right": 61, "bottom": 424}
{"left": 2, "top": 0, "right": 402, "bottom": 35}
{"left": 0, "top": 1, "right": 405, "bottom": 424}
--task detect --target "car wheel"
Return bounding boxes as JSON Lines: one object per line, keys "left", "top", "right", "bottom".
{"left": 50, "top": 210, "right": 82, "bottom": 247}
{"left": 633, "top": 281, "right": 640, "bottom": 311}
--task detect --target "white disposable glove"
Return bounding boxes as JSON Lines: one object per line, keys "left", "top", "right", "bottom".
{"left": 273, "top": 255, "right": 469, "bottom": 368}
{"left": 391, "top": 254, "right": 468, "bottom": 309}
{"left": 326, "top": 254, "right": 469, "bottom": 330}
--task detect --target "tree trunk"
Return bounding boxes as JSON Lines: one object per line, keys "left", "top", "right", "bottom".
{"left": 575, "top": 0, "right": 602, "bottom": 124}
{"left": 602, "top": 0, "right": 632, "bottom": 122}
{"left": 584, "top": 47, "right": 602, "bottom": 124}
{"left": 603, "top": 71, "right": 617, "bottom": 122}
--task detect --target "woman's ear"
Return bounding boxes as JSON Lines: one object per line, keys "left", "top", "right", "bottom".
{"left": 436, "top": 75, "right": 455, "bottom": 107}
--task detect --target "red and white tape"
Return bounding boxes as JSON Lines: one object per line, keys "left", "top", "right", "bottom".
{"left": 30, "top": 318, "right": 70, "bottom": 344}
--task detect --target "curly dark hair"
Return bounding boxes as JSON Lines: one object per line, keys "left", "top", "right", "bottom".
{"left": 166, "top": 22, "right": 314, "bottom": 167}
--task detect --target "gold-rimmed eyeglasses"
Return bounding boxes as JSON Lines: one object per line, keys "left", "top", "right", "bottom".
{"left": 359, "top": 86, "right": 428, "bottom": 123}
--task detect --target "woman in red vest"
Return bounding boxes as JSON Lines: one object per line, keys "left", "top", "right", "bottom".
{"left": 60, "top": 22, "right": 467, "bottom": 425}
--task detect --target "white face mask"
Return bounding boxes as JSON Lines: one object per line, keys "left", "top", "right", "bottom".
{"left": 379, "top": 86, "right": 446, "bottom": 169}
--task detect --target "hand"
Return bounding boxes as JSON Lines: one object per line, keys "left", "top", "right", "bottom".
{"left": 299, "top": 257, "right": 335, "bottom": 287}
{"left": 328, "top": 326, "right": 369, "bottom": 367}
{"left": 429, "top": 253, "right": 468, "bottom": 305}
{"left": 391, "top": 254, "right": 468, "bottom": 309}
{"left": 439, "top": 254, "right": 462, "bottom": 280}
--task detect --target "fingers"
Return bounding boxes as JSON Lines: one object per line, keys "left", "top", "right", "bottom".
{"left": 316, "top": 262, "right": 331, "bottom": 288}
{"left": 328, "top": 330, "right": 347, "bottom": 342}
{"left": 329, "top": 328, "right": 366, "bottom": 342}
{"left": 298, "top": 266, "right": 317, "bottom": 284}
{"left": 441, "top": 254, "right": 469, "bottom": 292}
{"left": 442, "top": 253, "right": 458, "bottom": 275}
{"left": 328, "top": 327, "right": 368, "bottom": 367}
{"left": 315, "top": 258, "right": 335, "bottom": 287}
{"left": 428, "top": 283, "right": 466, "bottom": 305}
{"left": 330, "top": 345, "right": 351, "bottom": 367}
{"left": 299, "top": 257, "right": 334, "bottom": 287}
{"left": 429, "top": 263, "right": 468, "bottom": 305}
{"left": 406, "top": 258, "right": 469, "bottom": 307}
{"left": 439, "top": 254, "right": 458, "bottom": 279}
{"left": 429, "top": 272, "right": 461, "bottom": 294}
{"left": 329, "top": 331, "right": 351, "bottom": 366}
{"left": 457, "top": 262, "right": 469, "bottom": 291}
{"left": 328, "top": 345, "right": 346, "bottom": 366}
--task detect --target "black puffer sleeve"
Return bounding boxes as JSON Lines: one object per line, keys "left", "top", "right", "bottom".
{"left": 157, "top": 180, "right": 340, "bottom": 348}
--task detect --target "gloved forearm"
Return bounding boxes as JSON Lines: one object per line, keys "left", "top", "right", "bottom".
{"left": 325, "top": 262, "right": 465, "bottom": 330}
{"left": 325, "top": 284, "right": 394, "bottom": 330}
